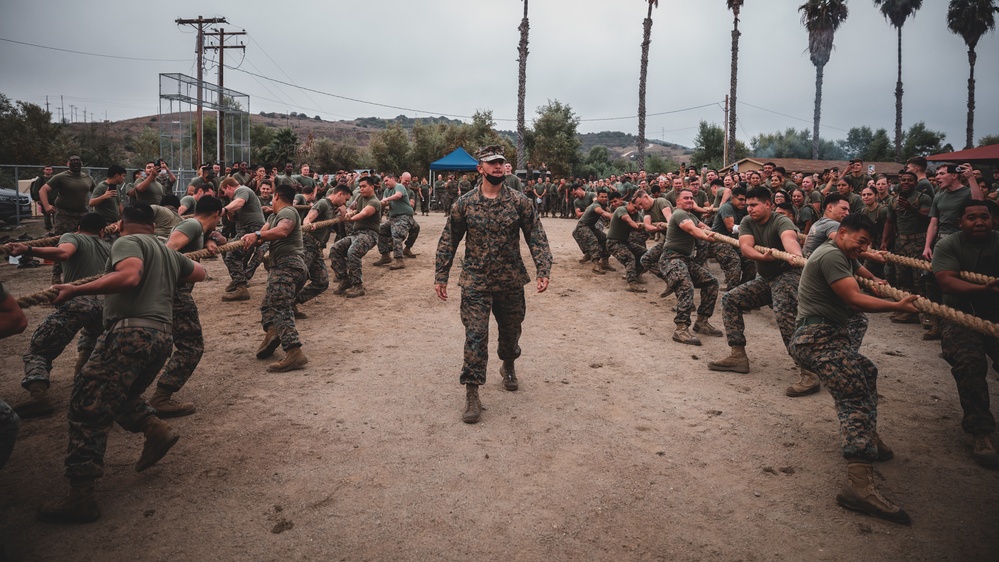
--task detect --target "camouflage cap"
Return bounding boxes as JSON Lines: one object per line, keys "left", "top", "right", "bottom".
{"left": 476, "top": 145, "right": 506, "bottom": 163}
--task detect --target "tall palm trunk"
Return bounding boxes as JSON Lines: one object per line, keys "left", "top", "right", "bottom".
{"left": 637, "top": 3, "right": 654, "bottom": 170}
{"left": 812, "top": 64, "right": 824, "bottom": 160}
{"left": 894, "top": 26, "right": 903, "bottom": 161}
{"left": 516, "top": 0, "right": 529, "bottom": 168}
{"left": 965, "top": 46, "right": 976, "bottom": 149}
{"left": 728, "top": 5, "right": 741, "bottom": 165}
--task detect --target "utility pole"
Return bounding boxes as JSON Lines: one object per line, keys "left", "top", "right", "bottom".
{"left": 69, "top": 105, "right": 75, "bottom": 123}
{"left": 176, "top": 16, "right": 228, "bottom": 168}
{"left": 723, "top": 95, "right": 729, "bottom": 167}
{"left": 45, "top": 95, "right": 49, "bottom": 115}
{"left": 204, "top": 27, "right": 245, "bottom": 165}
{"left": 60, "top": 95, "right": 64, "bottom": 124}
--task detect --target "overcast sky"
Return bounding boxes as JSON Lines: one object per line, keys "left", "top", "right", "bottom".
{"left": 1, "top": 0, "right": 997, "bottom": 152}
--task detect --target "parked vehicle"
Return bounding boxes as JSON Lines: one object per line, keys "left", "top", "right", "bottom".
{"left": 0, "top": 188, "right": 32, "bottom": 225}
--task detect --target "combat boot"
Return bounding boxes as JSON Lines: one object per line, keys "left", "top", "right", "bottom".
{"left": 672, "top": 324, "right": 702, "bottom": 346}
{"left": 267, "top": 346, "right": 309, "bottom": 372}
{"left": 389, "top": 258, "right": 406, "bottom": 270}
{"left": 500, "top": 361, "right": 518, "bottom": 391}
{"left": 972, "top": 433, "right": 999, "bottom": 468}
{"left": 577, "top": 255, "right": 591, "bottom": 264}
{"left": 73, "top": 349, "right": 90, "bottom": 376}
{"left": 626, "top": 282, "right": 647, "bottom": 293}
{"left": 149, "top": 387, "right": 196, "bottom": 418}
{"left": 873, "top": 433, "right": 894, "bottom": 462}
{"left": 600, "top": 257, "right": 616, "bottom": 272}
{"left": 591, "top": 261, "right": 606, "bottom": 274}
{"left": 333, "top": 279, "right": 352, "bottom": 295}
{"left": 344, "top": 284, "right": 366, "bottom": 298}
{"left": 890, "top": 312, "right": 920, "bottom": 324}
{"left": 135, "top": 416, "right": 179, "bottom": 472}
{"left": 922, "top": 322, "right": 941, "bottom": 341}
{"left": 836, "top": 461, "right": 911, "bottom": 525}
{"left": 13, "top": 381, "right": 54, "bottom": 418}
{"left": 224, "top": 280, "right": 239, "bottom": 292}
{"left": 692, "top": 317, "right": 723, "bottom": 337}
{"left": 255, "top": 327, "right": 280, "bottom": 359}
{"left": 404, "top": 247, "right": 419, "bottom": 258}
{"left": 293, "top": 304, "right": 307, "bottom": 319}
{"left": 785, "top": 368, "right": 821, "bottom": 397}
{"left": 372, "top": 253, "right": 392, "bottom": 266}
{"left": 221, "top": 285, "right": 250, "bottom": 301}
{"left": 37, "top": 479, "right": 101, "bottom": 524}
{"left": 708, "top": 346, "right": 750, "bottom": 373}
{"left": 462, "top": 384, "right": 482, "bottom": 424}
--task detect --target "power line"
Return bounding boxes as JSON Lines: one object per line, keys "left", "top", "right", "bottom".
{"left": 0, "top": 36, "right": 188, "bottom": 62}
{"left": 737, "top": 100, "right": 849, "bottom": 133}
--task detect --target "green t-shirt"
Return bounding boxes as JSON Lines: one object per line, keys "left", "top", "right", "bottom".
{"left": 386, "top": 184, "right": 414, "bottom": 217}
{"left": 151, "top": 205, "right": 182, "bottom": 238}
{"left": 172, "top": 218, "right": 204, "bottom": 253}
{"left": 847, "top": 192, "right": 864, "bottom": 216}
{"left": 90, "top": 181, "right": 121, "bottom": 222}
{"left": 233, "top": 186, "right": 265, "bottom": 232}
{"left": 932, "top": 230, "right": 999, "bottom": 317}
{"left": 711, "top": 202, "right": 743, "bottom": 236}
{"left": 503, "top": 175, "right": 523, "bottom": 192}
{"left": 573, "top": 194, "right": 594, "bottom": 215}
{"left": 578, "top": 202, "right": 604, "bottom": 228}
{"left": 664, "top": 209, "right": 698, "bottom": 256}
{"left": 861, "top": 204, "right": 889, "bottom": 247}
{"left": 794, "top": 204, "right": 818, "bottom": 232}
{"left": 607, "top": 206, "right": 636, "bottom": 242}
{"left": 808, "top": 190, "right": 823, "bottom": 206}
{"left": 930, "top": 186, "right": 973, "bottom": 236}
{"left": 689, "top": 190, "right": 710, "bottom": 220}
{"left": 267, "top": 205, "right": 304, "bottom": 262}
{"left": 133, "top": 179, "right": 165, "bottom": 205}
{"left": 103, "top": 234, "right": 195, "bottom": 325}
{"left": 292, "top": 174, "right": 317, "bottom": 189}
{"left": 47, "top": 171, "right": 97, "bottom": 213}
{"left": 352, "top": 194, "right": 382, "bottom": 233}
{"left": 887, "top": 190, "right": 932, "bottom": 236}
{"left": 275, "top": 173, "right": 296, "bottom": 187}
{"left": 797, "top": 238, "right": 860, "bottom": 327}
{"left": 739, "top": 212, "right": 797, "bottom": 279}
{"left": 648, "top": 198, "right": 672, "bottom": 224}
{"left": 309, "top": 197, "right": 336, "bottom": 244}
{"left": 59, "top": 232, "right": 110, "bottom": 283}
{"left": 178, "top": 195, "right": 197, "bottom": 216}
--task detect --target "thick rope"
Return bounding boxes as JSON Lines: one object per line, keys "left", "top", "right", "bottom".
{"left": 302, "top": 216, "right": 345, "bottom": 232}
{"left": 0, "top": 224, "right": 120, "bottom": 257}
{"left": 708, "top": 232, "right": 999, "bottom": 339}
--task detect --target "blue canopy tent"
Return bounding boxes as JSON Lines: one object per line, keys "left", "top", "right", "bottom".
{"left": 428, "top": 147, "right": 479, "bottom": 210}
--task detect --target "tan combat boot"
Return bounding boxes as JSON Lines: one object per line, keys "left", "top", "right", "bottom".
{"left": 221, "top": 285, "right": 250, "bottom": 301}
{"left": 256, "top": 327, "right": 280, "bottom": 359}
{"left": 836, "top": 461, "right": 911, "bottom": 525}
{"left": 922, "top": 321, "right": 941, "bottom": 341}
{"left": 344, "top": 284, "right": 366, "bottom": 298}
{"left": 500, "top": 361, "right": 518, "bottom": 391}
{"left": 785, "top": 368, "right": 821, "bottom": 397}
{"left": 692, "top": 317, "right": 723, "bottom": 337}
{"left": 135, "top": 416, "right": 179, "bottom": 472}
{"left": 74, "top": 350, "right": 90, "bottom": 376}
{"left": 600, "top": 257, "right": 616, "bottom": 272}
{"left": 462, "top": 384, "right": 482, "bottom": 424}
{"left": 890, "top": 312, "right": 920, "bottom": 324}
{"left": 267, "top": 346, "right": 309, "bottom": 372}
{"left": 389, "top": 258, "right": 406, "bottom": 270}
{"left": 37, "top": 479, "right": 101, "bottom": 524}
{"left": 149, "top": 387, "right": 196, "bottom": 418}
{"left": 403, "top": 247, "right": 419, "bottom": 258}
{"left": 13, "top": 381, "right": 55, "bottom": 418}
{"left": 333, "top": 278, "right": 352, "bottom": 295}
{"left": 591, "top": 261, "right": 605, "bottom": 274}
{"left": 626, "top": 282, "right": 647, "bottom": 293}
{"left": 577, "top": 255, "right": 591, "bottom": 264}
{"left": 972, "top": 433, "right": 999, "bottom": 468}
{"left": 372, "top": 253, "right": 392, "bottom": 266}
{"left": 708, "top": 346, "right": 750, "bottom": 373}
{"left": 672, "top": 324, "right": 702, "bottom": 346}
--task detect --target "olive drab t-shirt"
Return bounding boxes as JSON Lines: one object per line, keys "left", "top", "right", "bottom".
{"left": 797, "top": 238, "right": 861, "bottom": 327}
{"left": 578, "top": 202, "right": 604, "bottom": 228}
{"left": 386, "top": 184, "right": 414, "bottom": 217}
{"left": 932, "top": 230, "right": 999, "bottom": 318}
{"left": 711, "top": 202, "right": 743, "bottom": 236}
{"left": 739, "top": 213, "right": 797, "bottom": 279}
{"left": 930, "top": 186, "right": 973, "bottom": 237}
{"left": 151, "top": 206, "right": 182, "bottom": 238}
{"left": 172, "top": 218, "right": 205, "bottom": 253}
{"left": 648, "top": 198, "right": 672, "bottom": 224}
{"left": 103, "top": 234, "right": 195, "bottom": 325}
{"left": 133, "top": 179, "right": 165, "bottom": 205}
{"left": 309, "top": 197, "right": 336, "bottom": 245}
{"left": 232, "top": 186, "right": 265, "bottom": 232}
{"left": 179, "top": 195, "right": 197, "bottom": 216}
{"left": 352, "top": 194, "right": 382, "bottom": 233}
{"left": 90, "top": 181, "right": 121, "bottom": 222}
{"left": 59, "top": 233, "right": 110, "bottom": 283}
{"left": 266, "top": 206, "right": 304, "bottom": 263}
{"left": 887, "top": 190, "right": 932, "bottom": 236}
{"left": 664, "top": 209, "right": 699, "bottom": 256}
{"left": 606, "top": 206, "right": 636, "bottom": 242}
{"left": 47, "top": 171, "right": 97, "bottom": 213}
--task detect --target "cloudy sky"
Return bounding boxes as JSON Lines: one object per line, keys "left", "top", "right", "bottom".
{"left": 1, "top": 0, "right": 996, "bottom": 152}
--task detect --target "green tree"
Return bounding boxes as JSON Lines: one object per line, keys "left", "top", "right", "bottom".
{"left": 873, "top": 0, "right": 924, "bottom": 161}
{"left": 525, "top": 100, "right": 581, "bottom": 177}
{"left": 128, "top": 126, "right": 161, "bottom": 168}
{"left": 838, "top": 126, "right": 895, "bottom": 161}
{"left": 946, "top": 0, "right": 998, "bottom": 149}
{"left": 900, "top": 122, "right": 948, "bottom": 160}
{"left": 410, "top": 120, "right": 448, "bottom": 175}
{"left": 368, "top": 123, "right": 411, "bottom": 173}
{"left": 727, "top": 0, "right": 745, "bottom": 164}
{"left": 517, "top": 0, "right": 530, "bottom": 168}
{"left": 258, "top": 127, "right": 299, "bottom": 167}
{"left": 978, "top": 134, "right": 999, "bottom": 146}
{"left": 799, "top": 0, "right": 849, "bottom": 159}
{"left": 691, "top": 121, "right": 726, "bottom": 170}
{"left": 0, "top": 95, "right": 64, "bottom": 164}
{"left": 636, "top": 0, "right": 660, "bottom": 169}
{"left": 251, "top": 123, "right": 276, "bottom": 164}
{"left": 645, "top": 153, "right": 678, "bottom": 175}
{"left": 303, "top": 138, "right": 363, "bottom": 172}
{"left": 751, "top": 128, "right": 844, "bottom": 160}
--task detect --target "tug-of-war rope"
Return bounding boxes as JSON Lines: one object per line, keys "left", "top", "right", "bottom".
{"left": 709, "top": 232, "right": 999, "bottom": 340}
{"left": 9, "top": 217, "right": 344, "bottom": 309}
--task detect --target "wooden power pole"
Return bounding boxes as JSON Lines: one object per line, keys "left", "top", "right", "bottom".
{"left": 204, "top": 27, "right": 246, "bottom": 166}
{"left": 175, "top": 16, "right": 228, "bottom": 168}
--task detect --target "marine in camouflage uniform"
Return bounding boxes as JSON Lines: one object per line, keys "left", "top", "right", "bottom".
{"left": 0, "top": 280, "right": 27, "bottom": 471}
{"left": 331, "top": 177, "right": 383, "bottom": 296}
{"left": 572, "top": 191, "right": 612, "bottom": 266}
{"left": 881, "top": 172, "right": 931, "bottom": 323}
{"left": 436, "top": 146, "right": 552, "bottom": 424}
{"left": 606, "top": 198, "right": 647, "bottom": 290}
{"left": 373, "top": 174, "right": 417, "bottom": 266}
{"left": 220, "top": 179, "right": 267, "bottom": 300}
{"left": 39, "top": 156, "right": 98, "bottom": 284}
{"left": 298, "top": 189, "right": 349, "bottom": 305}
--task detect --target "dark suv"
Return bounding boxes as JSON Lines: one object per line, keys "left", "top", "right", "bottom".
{"left": 0, "top": 188, "right": 32, "bottom": 225}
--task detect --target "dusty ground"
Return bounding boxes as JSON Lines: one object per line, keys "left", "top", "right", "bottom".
{"left": 1, "top": 213, "right": 998, "bottom": 561}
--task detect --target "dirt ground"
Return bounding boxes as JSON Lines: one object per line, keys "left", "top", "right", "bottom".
{"left": 1, "top": 212, "right": 998, "bottom": 561}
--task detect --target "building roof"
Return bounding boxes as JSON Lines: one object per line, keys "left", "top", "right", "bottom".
{"left": 926, "top": 144, "right": 999, "bottom": 163}
{"left": 720, "top": 157, "right": 903, "bottom": 176}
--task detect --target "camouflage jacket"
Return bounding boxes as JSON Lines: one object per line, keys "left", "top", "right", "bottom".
{"left": 435, "top": 186, "right": 552, "bottom": 291}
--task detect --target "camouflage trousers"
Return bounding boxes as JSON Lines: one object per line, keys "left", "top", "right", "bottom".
{"left": 296, "top": 234, "right": 329, "bottom": 304}
{"left": 52, "top": 209, "right": 86, "bottom": 283}
{"left": 376, "top": 215, "right": 417, "bottom": 258}
{"left": 156, "top": 285, "right": 203, "bottom": 392}
{"left": 459, "top": 287, "right": 526, "bottom": 386}
{"left": 0, "top": 398, "right": 18, "bottom": 470}
{"left": 660, "top": 251, "right": 719, "bottom": 325}
{"left": 721, "top": 270, "right": 801, "bottom": 350}
{"left": 940, "top": 319, "right": 998, "bottom": 435}
{"left": 223, "top": 228, "right": 265, "bottom": 287}
{"left": 608, "top": 239, "right": 646, "bottom": 283}
{"left": 66, "top": 326, "right": 173, "bottom": 480}
{"left": 789, "top": 323, "right": 880, "bottom": 461}
{"left": 572, "top": 224, "right": 608, "bottom": 260}
{"left": 640, "top": 240, "right": 666, "bottom": 279}
{"left": 893, "top": 235, "right": 926, "bottom": 295}
{"left": 22, "top": 295, "right": 103, "bottom": 389}
{"left": 262, "top": 255, "right": 307, "bottom": 351}
{"left": 703, "top": 241, "right": 756, "bottom": 289}
{"left": 331, "top": 229, "right": 378, "bottom": 286}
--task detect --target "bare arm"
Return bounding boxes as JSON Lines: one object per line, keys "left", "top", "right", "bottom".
{"left": 7, "top": 241, "right": 77, "bottom": 261}
{"left": 679, "top": 218, "right": 714, "bottom": 241}
{"left": 830, "top": 276, "right": 918, "bottom": 314}
{"left": 52, "top": 256, "right": 144, "bottom": 305}
{"left": 923, "top": 217, "right": 939, "bottom": 260}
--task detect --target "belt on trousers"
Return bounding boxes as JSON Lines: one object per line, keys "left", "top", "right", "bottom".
{"left": 896, "top": 233, "right": 924, "bottom": 241}
{"left": 109, "top": 318, "right": 173, "bottom": 335}
{"left": 796, "top": 315, "right": 833, "bottom": 328}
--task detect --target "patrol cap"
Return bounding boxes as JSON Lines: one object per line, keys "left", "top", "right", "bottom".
{"left": 476, "top": 145, "right": 506, "bottom": 163}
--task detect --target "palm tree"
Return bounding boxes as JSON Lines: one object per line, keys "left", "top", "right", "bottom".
{"left": 516, "top": 0, "right": 530, "bottom": 169}
{"left": 873, "top": 0, "right": 923, "bottom": 161}
{"left": 727, "top": 0, "right": 744, "bottom": 166}
{"left": 946, "top": 0, "right": 998, "bottom": 149}
{"left": 799, "top": 0, "right": 849, "bottom": 160}
{"left": 636, "top": 0, "right": 659, "bottom": 170}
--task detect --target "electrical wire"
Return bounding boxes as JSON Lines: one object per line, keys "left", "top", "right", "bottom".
{"left": 0, "top": 36, "right": 188, "bottom": 62}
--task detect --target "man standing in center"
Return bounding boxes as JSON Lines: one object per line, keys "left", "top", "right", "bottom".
{"left": 435, "top": 146, "right": 552, "bottom": 424}
{"left": 372, "top": 173, "right": 416, "bottom": 270}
